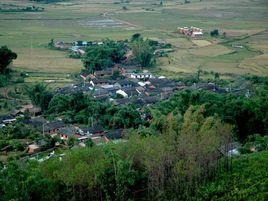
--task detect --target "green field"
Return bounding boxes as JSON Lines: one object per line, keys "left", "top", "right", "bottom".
{"left": 0, "top": 0, "right": 268, "bottom": 79}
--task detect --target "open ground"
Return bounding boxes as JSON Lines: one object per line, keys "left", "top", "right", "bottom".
{"left": 0, "top": 0, "right": 267, "bottom": 81}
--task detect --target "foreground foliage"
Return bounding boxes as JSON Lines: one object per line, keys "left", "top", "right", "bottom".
{"left": 197, "top": 151, "right": 268, "bottom": 201}
{"left": 0, "top": 105, "right": 235, "bottom": 200}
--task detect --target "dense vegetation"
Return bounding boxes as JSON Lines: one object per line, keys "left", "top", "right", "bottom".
{"left": 47, "top": 92, "right": 144, "bottom": 129}
{"left": 82, "top": 40, "right": 126, "bottom": 73}
{"left": 0, "top": 105, "right": 233, "bottom": 200}
{"left": 130, "top": 37, "right": 156, "bottom": 67}
{"left": 0, "top": 75, "right": 267, "bottom": 200}
{"left": 82, "top": 36, "right": 156, "bottom": 73}
{"left": 0, "top": 107, "right": 267, "bottom": 200}
{"left": 196, "top": 151, "right": 268, "bottom": 200}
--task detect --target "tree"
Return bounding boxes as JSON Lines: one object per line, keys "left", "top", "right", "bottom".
{"left": 210, "top": 29, "right": 219, "bottom": 37}
{"left": 85, "top": 139, "right": 94, "bottom": 148}
{"left": 82, "top": 40, "right": 126, "bottom": 73}
{"left": 48, "top": 38, "right": 54, "bottom": 48}
{"left": 130, "top": 39, "right": 155, "bottom": 68}
{"left": 0, "top": 46, "right": 17, "bottom": 74}
{"left": 131, "top": 33, "right": 142, "bottom": 42}
{"left": 24, "top": 83, "right": 53, "bottom": 111}
{"left": 67, "top": 136, "right": 77, "bottom": 147}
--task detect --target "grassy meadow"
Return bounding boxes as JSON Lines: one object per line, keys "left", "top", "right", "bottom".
{"left": 0, "top": 0, "right": 267, "bottom": 81}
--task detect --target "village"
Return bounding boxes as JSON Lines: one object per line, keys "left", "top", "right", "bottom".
{"left": 1, "top": 60, "right": 249, "bottom": 162}
{"left": 0, "top": 28, "right": 252, "bottom": 162}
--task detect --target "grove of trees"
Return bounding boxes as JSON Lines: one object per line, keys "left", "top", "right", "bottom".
{"left": 130, "top": 38, "right": 156, "bottom": 68}
{"left": 82, "top": 40, "right": 126, "bottom": 73}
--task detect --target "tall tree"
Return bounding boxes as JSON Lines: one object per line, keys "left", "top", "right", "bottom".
{"left": 24, "top": 83, "right": 53, "bottom": 111}
{"left": 0, "top": 46, "right": 17, "bottom": 74}
{"left": 82, "top": 40, "right": 126, "bottom": 73}
{"left": 130, "top": 39, "right": 155, "bottom": 68}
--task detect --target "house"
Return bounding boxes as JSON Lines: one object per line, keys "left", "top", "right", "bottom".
{"left": 10, "top": 110, "right": 24, "bottom": 117}
{"left": 106, "top": 86, "right": 120, "bottom": 96}
{"left": 0, "top": 115, "right": 16, "bottom": 124}
{"left": 80, "top": 124, "right": 105, "bottom": 136}
{"left": 77, "top": 136, "right": 91, "bottom": 143}
{"left": 23, "top": 117, "right": 48, "bottom": 130}
{"left": 178, "top": 26, "right": 203, "bottom": 38}
{"left": 113, "top": 98, "right": 132, "bottom": 106}
{"left": 90, "top": 79, "right": 115, "bottom": 87}
{"left": 73, "top": 41, "right": 91, "bottom": 47}
{"left": 58, "top": 127, "right": 77, "bottom": 140}
{"left": 192, "top": 82, "right": 226, "bottom": 93}
{"left": 92, "top": 88, "right": 110, "bottom": 99}
{"left": 71, "top": 48, "right": 85, "bottom": 56}
{"left": 160, "top": 86, "right": 175, "bottom": 95}
{"left": 44, "top": 121, "right": 65, "bottom": 135}
{"left": 80, "top": 72, "right": 90, "bottom": 81}
{"left": 142, "top": 96, "right": 159, "bottom": 105}
{"left": 149, "top": 78, "right": 177, "bottom": 88}
{"left": 114, "top": 80, "right": 137, "bottom": 88}
{"left": 191, "top": 31, "right": 203, "bottom": 39}
{"left": 94, "top": 66, "right": 124, "bottom": 78}
{"left": 144, "top": 87, "right": 162, "bottom": 96}
{"left": 127, "top": 72, "right": 154, "bottom": 80}
{"left": 136, "top": 86, "right": 145, "bottom": 94}
{"left": 116, "top": 89, "right": 128, "bottom": 98}
{"left": 106, "top": 129, "right": 124, "bottom": 141}
{"left": 28, "top": 144, "right": 41, "bottom": 154}
{"left": 94, "top": 69, "right": 113, "bottom": 78}
{"left": 121, "top": 87, "right": 139, "bottom": 97}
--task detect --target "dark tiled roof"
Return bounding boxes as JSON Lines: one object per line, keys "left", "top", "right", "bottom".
{"left": 143, "top": 96, "right": 159, "bottom": 104}
{"left": 81, "top": 125, "right": 105, "bottom": 134}
{"left": 106, "top": 129, "right": 124, "bottom": 140}
{"left": 44, "top": 121, "right": 65, "bottom": 132}
{"left": 149, "top": 78, "right": 177, "bottom": 87}
{"left": 0, "top": 115, "right": 14, "bottom": 122}
{"left": 91, "top": 78, "right": 115, "bottom": 85}
{"left": 116, "top": 80, "right": 138, "bottom": 87}
{"left": 122, "top": 87, "right": 139, "bottom": 97}
{"left": 114, "top": 98, "right": 132, "bottom": 105}
{"left": 23, "top": 117, "right": 47, "bottom": 127}
{"left": 93, "top": 88, "right": 109, "bottom": 98}
{"left": 59, "top": 127, "right": 76, "bottom": 136}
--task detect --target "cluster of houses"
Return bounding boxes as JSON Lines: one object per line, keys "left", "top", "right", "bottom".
{"left": 0, "top": 114, "right": 125, "bottom": 155}
{"left": 178, "top": 26, "right": 204, "bottom": 39}
{"left": 31, "top": 119, "right": 125, "bottom": 153}
{"left": 57, "top": 66, "right": 186, "bottom": 106}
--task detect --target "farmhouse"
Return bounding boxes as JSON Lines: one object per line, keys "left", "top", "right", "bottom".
{"left": 114, "top": 80, "right": 137, "bottom": 88}
{"left": 0, "top": 115, "right": 16, "bottom": 124}
{"left": 90, "top": 78, "right": 115, "bottom": 87}
{"left": 92, "top": 88, "right": 110, "bottom": 99}
{"left": 44, "top": 121, "right": 65, "bottom": 135}
{"left": 127, "top": 72, "right": 154, "bottom": 80}
{"left": 178, "top": 26, "right": 203, "bottom": 39}
{"left": 58, "top": 127, "right": 77, "bottom": 140}
{"left": 191, "top": 31, "right": 203, "bottom": 39}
